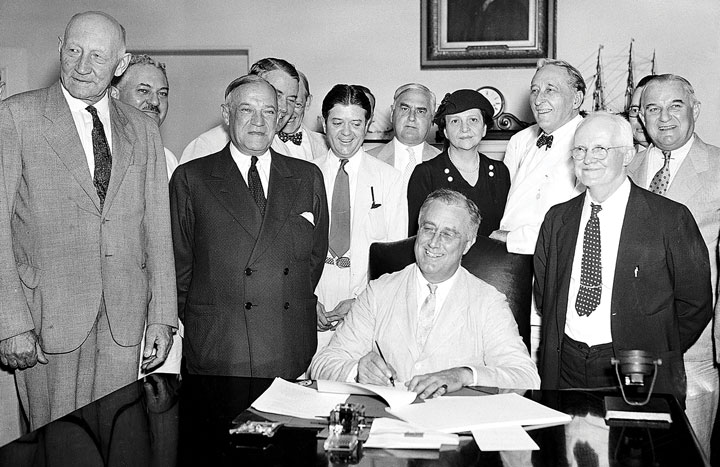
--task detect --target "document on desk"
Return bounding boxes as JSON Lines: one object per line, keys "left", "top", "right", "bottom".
{"left": 251, "top": 378, "right": 349, "bottom": 419}
{"left": 316, "top": 380, "right": 417, "bottom": 409}
{"left": 388, "top": 392, "right": 571, "bottom": 433}
{"left": 364, "top": 417, "right": 460, "bottom": 449}
{"left": 472, "top": 425, "right": 539, "bottom": 451}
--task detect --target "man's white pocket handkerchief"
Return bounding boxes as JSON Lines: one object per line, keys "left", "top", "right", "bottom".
{"left": 300, "top": 211, "right": 314, "bottom": 226}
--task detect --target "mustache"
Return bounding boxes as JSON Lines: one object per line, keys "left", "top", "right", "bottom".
{"left": 141, "top": 104, "right": 160, "bottom": 113}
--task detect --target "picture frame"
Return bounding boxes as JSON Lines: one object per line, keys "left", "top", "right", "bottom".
{"left": 421, "top": 0, "right": 556, "bottom": 68}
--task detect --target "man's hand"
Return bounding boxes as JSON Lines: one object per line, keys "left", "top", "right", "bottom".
{"left": 0, "top": 330, "right": 47, "bottom": 370}
{"left": 142, "top": 324, "right": 174, "bottom": 371}
{"left": 316, "top": 301, "right": 334, "bottom": 331}
{"left": 406, "top": 367, "right": 473, "bottom": 399}
{"left": 489, "top": 230, "right": 509, "bottom": 242}
{"left": 324, "top": 298, "right": 355, "bottom": 328}
{"left": 357, "top": 351, "right": 397, "bottom": 386}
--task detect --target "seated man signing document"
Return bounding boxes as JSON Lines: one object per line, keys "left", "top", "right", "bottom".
{"left": 310, "top": 189, "right": 540, "bottom": 398}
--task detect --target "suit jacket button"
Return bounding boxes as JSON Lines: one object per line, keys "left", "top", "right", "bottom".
{"left": 283, "top": 268, "right": 289, "bottom": 275}
{"left": 284, "top": 302, "right": 290, "bottom": 309}
{"left": 245, "top": 302, "right": 253, "bottom": 310}
{"left": 245, "top": 268, "right": 252, "bottom": 276}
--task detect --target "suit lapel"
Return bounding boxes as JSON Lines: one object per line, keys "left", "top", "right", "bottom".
{"left": 391, "top": 268, "right": 422, "bottom": 362}
{"left": 250, "top": 150, "right": 300, "bottom": 262}
{"left": 103, "top": 99, "right": 134, "bottom": 213}
{"left": 421, "top": 143, "right": 438, "bottom": 162}
{"left": 207, "top": 146, "right": 263, "bottom": 238}
{"left": 555, "top": 194, "right": 584, "bottom": 333}
{"left": 666, "top": 137, "right": 707, "bottom": 205}
{"left": 376, "top": 143, "right": 395, "bottom": 167}
{"left": 42, "top": 83, "right": 100, "bottom": 211}
{"left": 627, "top": 148, "right": 649, "bottom": 187}
{"left": 420, "top": 270, "right": 465, "bottom": 356}
{"left": 612, "top": 184, "right": 652, "bottom": 314}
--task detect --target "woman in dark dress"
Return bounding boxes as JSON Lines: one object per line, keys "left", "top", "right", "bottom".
{"left": 407, "top": 89, "right": 510, "bottom": 236}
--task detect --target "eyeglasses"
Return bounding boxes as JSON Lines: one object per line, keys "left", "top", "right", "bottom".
{"left": 628, "top": 106, "right": 641, "bottom": 118}
{"left": 571, "top": 146, "right": 628, "bottom": 160}
{"left": 418, "top": 225, "right": 463, "bottom": 244}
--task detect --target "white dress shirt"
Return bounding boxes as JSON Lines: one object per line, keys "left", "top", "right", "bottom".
{"left": 229, "top": 144, "right": 271, "bottom": 198}
{"left": 500, "top": 115, "right": 584, "bottom": 254}
{"left": 565, "top": 179, "right": 631, "bottom": 346}
{"left": 640, "top": 136, "right": 694, "bottom": 190}
{"left": 61, "top": 86, "right": 113, "bottom": 177}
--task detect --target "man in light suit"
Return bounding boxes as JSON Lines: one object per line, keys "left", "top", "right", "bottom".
{"left": 535, "top": 112, "right": 711, "bottom": 407}
{"left": 171, "top": 74, "right": 328, "bottom": 378}
{"left": 313, "top": 84, "right": 406, "bottom": 350}
{"left": 0, "top": 11, "right": 177, "bottom": 429}
{"left": 367, "top": 83, "right": 440, "bottom": 192}
{"left": 275, "top": 71, "right": 328, "bottom": 160}
{"left": 179, "top": 58, "right": 301, "bottom": 164}
{"left": 310, "top": 189, "right": 539, "bottom": 397}
{"left": 627, "top": 74, "right": 720, "bottom": 456}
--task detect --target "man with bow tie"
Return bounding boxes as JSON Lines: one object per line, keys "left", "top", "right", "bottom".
{"left": 490, "top": 59, "right": 586, "bottom": 254}
{"left": 275, "top": 71, "right": 328, "bottom": 161}
{"left": 490, "top": 59, "right": 586, "bottom": 360}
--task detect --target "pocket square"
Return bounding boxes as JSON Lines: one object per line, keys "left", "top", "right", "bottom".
{"left": 300, "top": 211, "right": 315, "bottom": 226}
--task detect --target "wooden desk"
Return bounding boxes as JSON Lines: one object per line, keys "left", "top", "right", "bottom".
{"left": 0, "top": 374, "right": 708, "bottom": 466}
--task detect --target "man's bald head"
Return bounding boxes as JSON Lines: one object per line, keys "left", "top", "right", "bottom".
{"left": 59, "top": 11, "right": 131, "bottom": 105}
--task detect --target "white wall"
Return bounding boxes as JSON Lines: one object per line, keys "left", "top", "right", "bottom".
{"left": 1, "top": 0, "right": 719, "bottom": 150}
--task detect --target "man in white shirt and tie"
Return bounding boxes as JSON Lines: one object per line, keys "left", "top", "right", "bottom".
{"left": 535, "top": 112, "right": 711, "bottom": 411}
{"left": 627, "top": 74, "right": 720, "bottom": 457}
{"left": 367, "top": 83, "right": 440, "bottom": 191}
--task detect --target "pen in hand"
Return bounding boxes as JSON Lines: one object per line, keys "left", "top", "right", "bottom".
{"left": 374, "top": 340, "right": 395, "bottom": 387}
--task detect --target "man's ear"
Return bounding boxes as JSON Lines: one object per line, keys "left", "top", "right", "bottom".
{"left": 109, "top": 86, "right": 119, "bottom": 100}
{"left": 305, "top": 94, "right": 313, "bottom": 111}
{"left": 114, "top": 52, "right": 131, "bottom": 77}
{"left": 463, "top": 235, "right": 476, "bottom": 255}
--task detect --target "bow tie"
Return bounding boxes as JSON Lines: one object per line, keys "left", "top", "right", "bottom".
{"left": 536, "top": 133, "right": 553, "bottom": 149}
{"left": 278, "top": 131, "right": 302, "bottom": 145}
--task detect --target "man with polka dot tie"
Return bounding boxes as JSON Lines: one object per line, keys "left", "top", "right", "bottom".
{"left": 534, "top": 112, "right": 711, "bottom": 409}
{"left": 627, "top": 74, "right": 720, "bottom": 458}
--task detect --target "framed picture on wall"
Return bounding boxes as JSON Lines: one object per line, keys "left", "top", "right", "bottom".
{"left": 421, "top": 0, "right": 556, "bottom": 68}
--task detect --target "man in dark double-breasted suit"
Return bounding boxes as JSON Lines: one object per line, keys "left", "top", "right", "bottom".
{"left": 171, "top": 74, "right": 328, "bottom": 378}
{"left": 534, "top": 112, "right": 711, "bottom": 406}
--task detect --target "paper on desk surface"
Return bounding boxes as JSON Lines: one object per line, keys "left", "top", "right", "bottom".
{"left": 251, "top": 378, "right": 348, "bottom": 419}
{"left": 388, "top": 392, "right": 571, "bottom": 433}
{"left": 364, "top": 417, "right": 459, "bottom": 449}
{"left": 472, "top": 425, "right": 539, "bottom": 451}
{"left": 316, "top": 380, "right": 417, "bottom": 409}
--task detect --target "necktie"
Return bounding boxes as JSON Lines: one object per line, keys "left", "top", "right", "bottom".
{"left": 278, "top": 131, "right": 302, "bottom": 145}
{"left": 86, "top": 105, "right": 111, "bottom": 209}
{"left": 576, "top": 203, "right": 602, "bottom": 316}
{"left": 649, "top": 150, "right": 672, "bottom": 195}
{"left": 536, "top": 133, "right": 554, "bottom": 149}
{"left": 403, "top": 147, "right": 417, "bottom": 182}
{"left": 329, "top": 158, "right": 350, "bottom": 258}
{"left": 248, "top": 156, "right": 266, "bottom": 216}
{"left": 417, "top": 283, "right": 438, "bottom": 348}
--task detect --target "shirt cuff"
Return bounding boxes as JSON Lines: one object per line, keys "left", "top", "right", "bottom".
{"left": 464, "top": 365, "right": 478, "bottom": 386}
{"left": 345, "top": 363, "right": 359, "bottom": 383}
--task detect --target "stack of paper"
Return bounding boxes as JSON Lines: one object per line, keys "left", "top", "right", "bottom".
{"left": 316, "top": 380, "right": 417, "bottom": 409}
{"left": 364, "top": 418, "right": 459, "bottom": 449}
{"left": 388, "top": 393, "right": 571, "bottom": 433}
{"left": 251, "top": 378, "right": 348, "bottom": 419}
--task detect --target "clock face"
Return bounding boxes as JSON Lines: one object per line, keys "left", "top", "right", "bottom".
{"left": 477, "top": 86, "right": 504, "bottom": 118}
